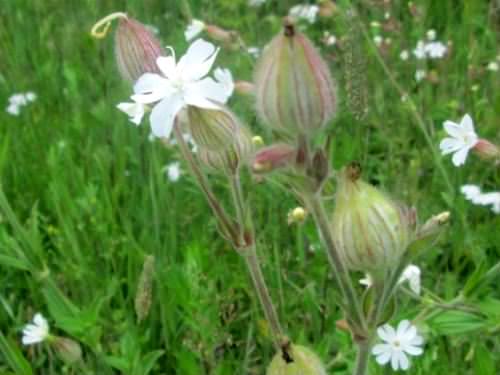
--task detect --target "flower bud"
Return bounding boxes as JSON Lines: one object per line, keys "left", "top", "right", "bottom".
{"left": 235, "top": 80, "right": 255, "bottom": 96}
{"left": 266, "top": 345, "right": 327, "bottom": 375}
{"left": 331, "top": 164, "right": 413, "bottom": 272}
{"left": 252, "top": 144, "right": 297, "bottom": 173}
{"left": 115, "top": 16, "right": 164, "bottom": 82}
{"left": 254, "top": 19, "right": 337, "bottom": 137}
{"left": 198, "top": 126, "right": 254, "bottom": 174}
{"left": 135, "top": 255, "right": 155, "bottom": 323}
{"left": 473, "top": 139, "right": 500, "bottom": 160}
{"left": 187, "top": 106, "right": 242, "bottom": 151}
{"left": 287, "top": 207, "right": 307, "bottom": 225}
{"left": 52, "top": 337, "right": 82, "bottom": 364}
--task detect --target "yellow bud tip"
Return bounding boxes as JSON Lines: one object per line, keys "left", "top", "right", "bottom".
{"left": 288, "top": 207, "right": 307, "bottom": 225}
{"left": 435, "top": 211, "right": 450, "bottom": 224}
{"left": 252, "top": 135, "right": 264, "bottom": 146}
{"left": 91, "top": 12, "right": 128, "bottom": 39}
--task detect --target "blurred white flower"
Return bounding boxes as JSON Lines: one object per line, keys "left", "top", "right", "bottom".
{"left": 372, "top": 320, "right": 424, "bottom": 371}
{"left": 487, "top": 61, "right": 499, "bottom": 72}
{"left": 439, "top": 114, "right": 478, "bottom": 166}
{"left": 373, "top": 35, "right": 383, "bottom": 46}
{"left": 247, "top": 46, "right": 260, "bottom": 58}
{"left": 370, "top": 21, "right": 381, "bottom": 28}
{"left": 424, "top": 41, "right": 447, "bottom": 59}
{"left": 415, "top": 69, "right": 426, "bottom": 82}
{"left": 413, "top": 40, "right": 426, "bottom": 59}
{"left": 322, "top": 31, "right": 336, "bottom": 46}
{"left": 248, "top": 0, "right": 266, "bottom": 6}
{"left": 6, "top": 91, "right": 37, "bottom": 116}
{"left": 384, "top": 12, "right": 391, "bottom": 20}
{"left": 164, "top": 162, "right": 181, "bottom": 182}
{"left": 6, "top": 104, "right": 20, "bottom": 116}
{"left": 129, "top": 39, "right": 230, "bottom": 139}
{"left": 117, "top": 102, "right": 146, "bottom": 125}
{"left": 461, "top": 185, "right": 500, "bottom": 214}
{"left": 359, "top": 274, "right": 373, "bottom": 288}
{"left": 400, "top": 50, "right": 409, "bottom": 61}
{"left": 426, "top": 29, "right": 436, "bottom": 41}
{"left": 399, "top": 265, "right": 421, "bottom": 295}
{"left": 185, "top": 19, "right": 206, "bottom": 41}
{"left": 214, "top": 68, "right": 234, "bottom": 99}
{"left": 22, "top": 313, "right": 50, "bottom": 345}
{"left": 288, "top": 4, "right": 319, "bottom": 24}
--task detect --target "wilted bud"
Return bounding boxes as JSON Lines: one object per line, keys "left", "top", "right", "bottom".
{"left": 187, "top": 106, "right": 242, "bottom": 151}
{"left": 473, "top": 139, "right": 500, "bottom": 160}
{"left": 267, "top": 345, "right": 327, "bottom": 375}
{"left": 252, "top": 144, "right": 297, "bottom": 173}
{"left": 114, "top": 16, "right": 164, "bottom": 82}
{"left": 52, "top": 337, "right": 82, "bottom": 364}
{"left": 331, "top": 164, "right": 413, "bottom": 273}
{"left": 135, "top": 255, "right": 155, "bottom": 323}
{"left": 198, "top": 126, "right": 254, "bottom": 174}
{"left": 254, "top": 19, "right": 337, "bottom": 137}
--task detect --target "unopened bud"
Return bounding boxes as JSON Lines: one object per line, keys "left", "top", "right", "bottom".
{"left": 266, "top": 345, "right": 327, "bottom": 375}
{"left": 288, "top": 207, "right": 307, "bottom": 225}
{"left": 252, "top": 144, "right": 297, "bottom": 173}
{"left": 331, "top": 164, "right": 413, "bottom": 273}
{"left": 205, "top": 24, "right": 235, "bottom": 44}
{"left": 114, "top": 16, "right": 164, "bottom": 82}
{"left": 235, "top": 80, "right": 255, "bottom": 96}
{"left": 409, "top": 211, "right": 450, "bottom": 253}
{"left": 52, "top": 337, "right": 82, "bottom": 364}
{"left": 252, "top": 135, "right": 265, "bottom": 146}
{"left": 135, "top": 255, "right": 155, "bottom": 322}
{"left": 254, "top": 19, "right": 337, "bottom": 137}
{"left": 187, "top": 106, "right": 241, "bottom": 151}
{"left": 473, "top": 139, "right": 500, "bottom": 160}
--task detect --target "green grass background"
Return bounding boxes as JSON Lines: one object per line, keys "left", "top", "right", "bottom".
{"left": 1, "top": 0, "right": 500, "bottom": 374}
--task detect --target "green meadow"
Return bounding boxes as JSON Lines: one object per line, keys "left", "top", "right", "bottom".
{"left": 1, "top": 0, "right": 499, "bottom": 374}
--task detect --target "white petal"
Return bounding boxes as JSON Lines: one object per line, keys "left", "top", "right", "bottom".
{"left": 461, "top": 185, "right": 481, "bottom": 200}
{"left": 33, "top": 313, "right": 48, "bottom": 331}
{"left": 398, "top": 351, "right": 410, "bottom": 370}
{"left": 409, "top": 334, "right": 424, "bottom": 346}
{"left": 377, "top": 324, "right": 397, "bottom": 342}
{"left": 149, "top": 95, "right": 184, "bottom": 139}
{"left": 133, "top": 73, "right": 173, "bottom": 104}
{"left": 372, "top": 344, "right": 391, "bottom": 355}
{"left": 214, "top": 68, "right": 235, "bottom": 99}
{"left": 375, "top": 351, "right": 392, "bottom": 365}
{"left": 156, "top": 56, "right": 177, "bottom": 81}
{"left": 443, "top": 121, "right": 463, "bottom": 138}
{"left": 186, "top": 77, "right": 229, "bottom": 105}
{"left": 184, "top": 19, "right": 205, "bottom": 41}
{"left": 451, "top": 146, "right": 471, "bottom": 166}
{"left": 474, "top": 192, "right": 500, "bottom": 205}
{"left": 439, "top": 138, "right": 463, "bottom": 154}
{"left": 178, "top": 39, "right": 219, "bottom": 81}
{"left": 391, "top": 351, "right": 400, "bottom": 370}
{"left": 397, "top": 320, "right": 411, "bottom": 337}
{"left": 404, "top": 345, "right": 423, "bottom": 356}
{"left": 461, "top": 114, "right": 475, "bottom": 133}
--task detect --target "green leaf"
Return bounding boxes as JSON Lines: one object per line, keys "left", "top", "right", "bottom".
{"left": 140, "top": 350, "right": 165, "bottom": 375}
{"left": 429, "top": 311, "right": 486, "bottom": 335}
{"left": 0, "top": 331, "right": 33, "bottom": 375}
{"left": 473, "top": 343, "right": 495, "bottom": 375}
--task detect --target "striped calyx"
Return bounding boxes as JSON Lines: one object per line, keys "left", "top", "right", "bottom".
{"left": 254, "top": 20, "right": 336, "bottom": 138}
{"left": 331, "top": 164, "right": 413, "bottom": 273}
{"left": 115, "top": 17, "right": 164, "bottom": 82}
{"left": 266, "top": 345, "right": 327, "bottom": 375}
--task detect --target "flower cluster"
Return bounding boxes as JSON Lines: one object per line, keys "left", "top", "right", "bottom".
{"left": 6, "top": 92, "right": 36, "bottom": 116}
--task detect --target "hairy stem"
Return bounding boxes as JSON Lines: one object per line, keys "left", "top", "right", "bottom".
{"left": 353, "top": 340, "right": 371, "bottom": 375}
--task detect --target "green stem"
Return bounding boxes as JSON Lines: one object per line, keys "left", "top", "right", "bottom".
{"left": 305, "top": 192, "right": 366, "bottom": 334}
{"left": 353, "top": 340, "right": 371, "bottom": 375}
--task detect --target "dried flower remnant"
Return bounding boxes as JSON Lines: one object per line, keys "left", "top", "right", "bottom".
{"left": 53, "top": 337, "right": 82, "bottom": 364}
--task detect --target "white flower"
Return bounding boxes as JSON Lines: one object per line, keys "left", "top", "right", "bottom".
{"left": 6, "top": 104, "right": 20, "bottom": 116}
{"left": 413, "top": 40, "right": 426, "bottom": 59}
{"left": 359, "top": 274, "right": 373, "bottom": 288}
{"left": 399, "top": 265, "right": 421, "bottom": 295}
{"left": 487, "top": 61, "right": 499, "bottom": 72}
{"left": 424, "top": 41, "right": 447, "bottom": 59}
{"left": 373, "top": 35, "right": 383, "bottom": 46}
{"left": 461, "top": 185, "right": 500, "bottom": 214}
{"left": 184, "top": 19, "right": 205, "bottom": 41}
{"left": 247, "top": 47, "right": 260, "bottom": 58}
{"left": 117, "top": 102, "right": 146, "bottom": 125}
{"left": 25, "top": 92, "right": 37, "bottom": 102}
{"left": 164, "top": 162, "right": 181, "bottom": 182}
{"left": 130, "top": 39, "right": 230, "bottom": 139}
{"left": 372, "top": 320, "right": 424, "bottom": 371}
{"left": 288, "top": 4, "right": 319, "bottom": 24}
{"left": 399, "top": 50, "right": 409, "bottom": 61}
{"left": 415, "top": 69, "right": 426, "bottom": 82}
{"left": 214, "top": 68, "right": 234, "bottom": 99}
{"left": 248, "top": 0, "right": 266, "bottom": 6}
{"left": 22, "top": 313, "right": 50, "bottom": 345}
{"left": 426, "top": 29, "right": 436, "bottom": 41}
{"left": 322, "top": 31, "right": 336, "bottom": 46}
{"left": 439, "top": 114, "right": 478, "bottom": 166}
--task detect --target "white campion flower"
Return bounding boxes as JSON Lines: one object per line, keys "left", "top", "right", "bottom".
{"left": 372, "top": 320, "right": 424, "bottom": 371}
{"left": 164, "top": 162, "right": 181, "bottom": 182}
{"left": 184, "top": 19, "right": 205, "bottom": 41}
{"left": 6, "top": 92, "right": 37, "bottom": 116}
{"left": 116, "top": 102, "right": 146, "bottom": 125}
{"left": 439, "top": 114, "right": 478, "bottom": 166}
{"left": 213, "top": 68, "right": 234, "bottom": 99}
{"left": 129, "top": 38, "right": 230, "bottom": 139}
{"left": 288, "top": 4, "right": 320, "bottom": 24}
{"left": 399, "top": 264, "right": 421, "bottom": 295}
{"left": 461, "top": 185, "right": 500, "bottom": 214}
{"left": 22, "top": 313, "right": 50, "bottom": 345}
{"left": 424, "top": 41, "right": 447, "bottom": 59}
